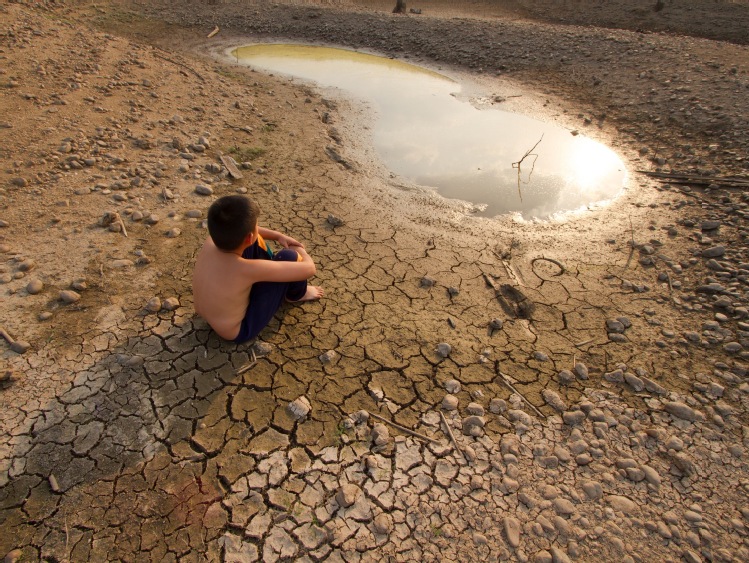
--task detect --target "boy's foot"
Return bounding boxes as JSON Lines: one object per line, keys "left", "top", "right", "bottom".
{"left": 288, "top": 286, "right": 324, "bottom": 303}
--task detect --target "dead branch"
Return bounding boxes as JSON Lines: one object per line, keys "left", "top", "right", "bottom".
{"left": 439, "top": 411, "right": 466, "bottom": 461}
{"left": 116, "top": 212, "right": 128, "bottom": 238}
{"left": 236, "top": 348, "right": 257, "bottom": 375}
{"left": 496, "top": 367, "right": 546, "bottom": 419}
{"left": 511, "top": 134, "right": 544, "bottom": 202}
{"left": 0, "top": 325, "right": 15, "bottom": 345}
{"left": 368, "top": 411, "right": 440, "bottom": 444}
{"left": 207, "top": 26, "right": 220, "bottom": 39}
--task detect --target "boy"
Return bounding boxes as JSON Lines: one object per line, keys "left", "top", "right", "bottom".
{"left": 192, "top": 195, "right": 323, "bottom": 343}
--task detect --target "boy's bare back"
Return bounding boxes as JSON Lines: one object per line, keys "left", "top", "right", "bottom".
{"left": 192, "top": 238, "right": 258, "bottom": 340}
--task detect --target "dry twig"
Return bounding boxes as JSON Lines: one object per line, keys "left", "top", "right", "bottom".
{"left": 511, "top": 134, "right": 544, "bottom": 202}
{"left": 368, "top": 411, "right": 440, "bottom": 444}
{"left": 439, "top": 411, "right": 466, "bottom": 461}
{"left": 496, "top": 368, "right": 546, "bottom": 419}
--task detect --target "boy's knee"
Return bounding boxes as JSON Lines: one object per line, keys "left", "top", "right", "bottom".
{"left": 274, "top": 248, "right": 300, "bottom": 262}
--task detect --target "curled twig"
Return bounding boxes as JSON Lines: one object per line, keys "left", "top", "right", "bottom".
{"left": 531, "top": 256, "right": 566, "bottom": 277}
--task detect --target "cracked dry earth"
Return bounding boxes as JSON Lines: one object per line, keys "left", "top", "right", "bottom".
{"left": 2, "top": 1, "right": 749, "bottom": 562}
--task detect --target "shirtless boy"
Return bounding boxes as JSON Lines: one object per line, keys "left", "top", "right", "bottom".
{"left": 192, "top": 195, "right": 323, "bottom": 343}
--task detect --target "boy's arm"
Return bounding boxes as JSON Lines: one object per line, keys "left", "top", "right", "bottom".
{"left": 258, "top": 227, "right": 303, "bottom": 249}
{"left": 246, "top": 245, "right": 316, "bottom": 283}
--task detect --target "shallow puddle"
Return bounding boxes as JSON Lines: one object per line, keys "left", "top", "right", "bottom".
{"left": 231, "top": 44, "right": 627, "bottom": 220}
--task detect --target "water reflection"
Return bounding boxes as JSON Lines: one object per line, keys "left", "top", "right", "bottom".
{"left": 231, "top": 44, "right": 626, "bottom": 219}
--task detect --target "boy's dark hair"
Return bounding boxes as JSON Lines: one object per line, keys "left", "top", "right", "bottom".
{"left": 207, "top": 195, "right": 260, "bottom": 250}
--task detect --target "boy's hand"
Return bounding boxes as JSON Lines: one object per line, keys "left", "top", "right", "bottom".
{"left": 277, "top": 234, "right": 304, "bottom": 249}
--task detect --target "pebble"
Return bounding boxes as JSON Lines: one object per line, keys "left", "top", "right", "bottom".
{"left": 185, "top": 209, "right": 202, "bottom": 218}
{"left": 145, "top": 297, "right": 161, "bottom": 312}
{"left": 573, "top": 362, "right": 589, "bottom": 379}
{"left": 59, "top": 290, "right": 80, "bottom": 304}
{"left": 489, "top": 398, "right": 506, "bottom": 413}
{"left": 161, "top": 297, "right": 180, "bottom": 311}
{"left": 562, "top": 410, "right": 585, "bottom": 426}
{"left": 335, "top": 483, "right": 361, "bottom": 508}
{"left": 327, "top": 214, "right": 344, "bottom": 227}
{"left": 10, "top": 341, "right": 30, "bottom": 354}
{"left": 17, "top": 259, "right": 35, "bottom": 272}
{"left": 373, "top": 512, "right": 392, "bottom": 535}
{"left": 287, "top": 396, "right": 311, "bottom": 420}
{"left": 445, "top": 379, "right": 461, "bottom": 393}
{"left": 606, "top": 495, "right": 638, "bottom": 514}
{"left": 542, "top": 389, "right": 567, "bottom": 412}
{"left": 504, "top": 516, "right": 521, "bottom": 548}
{"left": 319, "top": 350, "right": 338, "bottom": 364}
{"left": 702, "top": 246, "right": 725, "bottom": 258}
{"left": 663, "top": 401, "right": 705, "bottom": 422}
{"left": 436, "top": 342, "right": 451, "bottom": 358}
{"left": 465, "top": 402, "right": 484, "bottom": 416}
{"left": 25, "top": 279, "right": 43, "bottom": 294}
{"left": 489, "top": 318, "right": 504, "bottom": 330}
{"left": 420, "top": 276, "right": 436, "bottom": 288}
{"left": 442, "top": 394, "right": 458, "bottom": 411}
{"left": 195, "top": 184, "right": 213, "bottom": 195}
{"left": 252, "top": 341, "right": 273, "bottom": 356}
{"left": 166, "top": 228, "right": 181, "bottom": 238}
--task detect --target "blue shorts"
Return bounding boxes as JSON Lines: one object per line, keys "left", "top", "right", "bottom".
{"left": 234, "top": 237, "right": 307, "bottom": 343}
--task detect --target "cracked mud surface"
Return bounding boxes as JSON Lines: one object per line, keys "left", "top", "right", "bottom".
{"left": 1, "top": 1, "right": 749, "bottom": 561}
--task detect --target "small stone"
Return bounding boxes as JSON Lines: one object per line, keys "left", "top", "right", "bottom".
{"left": 17, "top": 259, "right": 35, "bottom": 272}
{"left": 574, "top": 362, "right": 589, "bottom": 380}
{"left": 542, "top": 389, "right": 567, "bottom": 412}
{"left": 562, "top": 411, "right": 586, "bottom": 426}
{"left": 38, "top": 312, "right": 52, "bottom": 321}
{"left": 606, "top": 495, "right": 638, "bottom": 514}
{"left": 26, "top": 279, "right": 43, "bottom": 294}
{"left": 557, "top": 369, "right": 575, "bottom": 384}
{"left": 336, "top": 484, "right": 361, "bottom": 508}
{"left": 436, "top": 342, "right": 452, "bottom": 358}
{"left": 466, "top": 402, "right": 485, "bottom": 416}
{"left": 489, "top": 318, "right": 504, "bottom": 330}
{"left": 702, "top": 246, "right": 725, "bottom": 258}
{"left": 442, "top": 394, "right": 459, "bottom": 411}
{"left": 445, "top": 379, "right": 461, "bottom": 393}
{"left": 287, "top": 396, "right": 311, "bottom": 420}
{"left": 420, "top": 276, "right": 436, "bottom": 288}
{"left": 161, "top": 297, "right": 180, "bottom": 311}
{"left": 195, "top": 184, "right": 214, "bottom": 195}
{"left": 59, "top": 290, "right": 81, "bottom": 304}
{"left": 489, "top": 398, "right": 506, "bottom": 414}
{"left": 253, "top": 341, "right": 273, "bottom": 356}
{"left": 185, "top": 209, "right": 202, "bottom": 218}
{"left": 504, "top": 516, "right": 521, "bottom": 548}
{"left": 373, "top": 513, "right": 392, "bottom": 535}
{"left": 10, "top": 341, "right": 30, "bottom": 354}
{"left": 319, "top": 350, "right": 338, "bottom": 364}
{"left": 145, "top": 297, "right": 161, "bottom": 312}
{"left": 327, "top": 214, "right": 344, "bottom": 227}
{"left": 4, "top": 549, "right": 23, "bottom": 563}
{"left": 663, "top": 401, "right": 705, "bottom": 422}
{"left": 166, "top": 227, "right": 181, "bottom": 238}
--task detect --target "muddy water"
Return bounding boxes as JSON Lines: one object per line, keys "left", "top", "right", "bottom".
{"left": 232, "top": 44, "right": 627, "bottom": 220}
